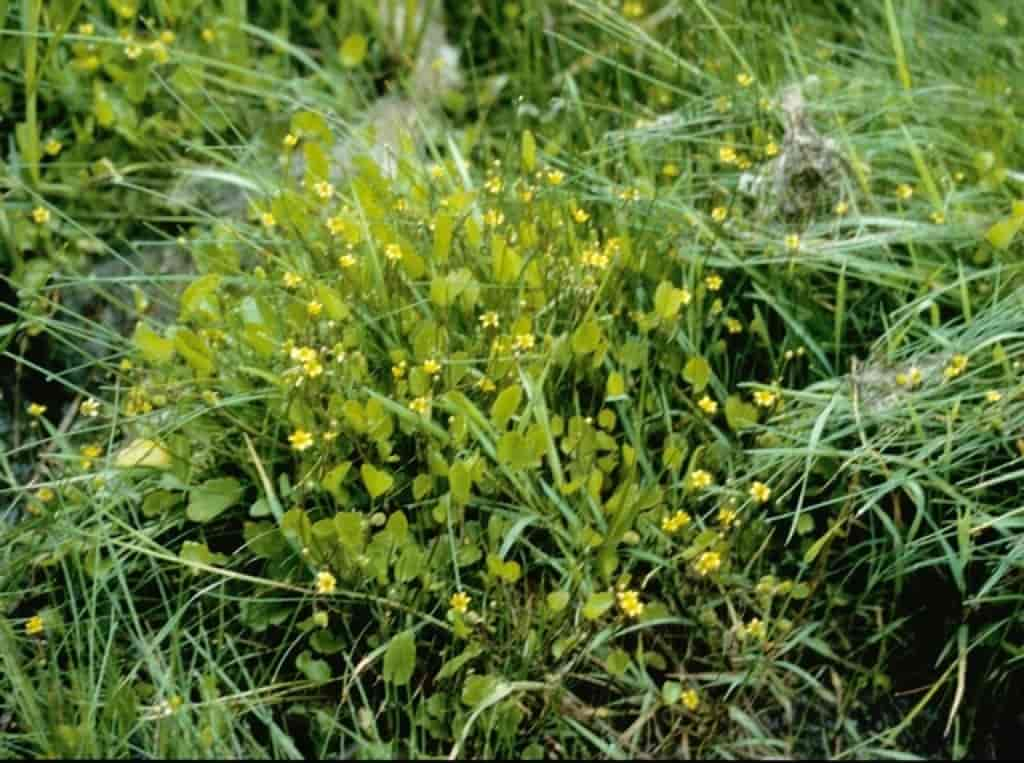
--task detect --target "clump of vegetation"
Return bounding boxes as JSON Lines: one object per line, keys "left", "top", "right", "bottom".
{"left": 3, "top": 0, "right": 1024, "bottom": 758}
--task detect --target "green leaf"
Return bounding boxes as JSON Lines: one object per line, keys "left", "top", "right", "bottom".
{"left": 433, "top": 212, "right": 454, "bottom": 263}
{"left": 571, "top": 320, "right": 603, "bottom": 356}
{"left": 361, "top": 464, "right": 394, "bottom": 499}
{"left": 606, "top": 648, "right": 630, "bottom": 677}
{"left": 142, "top": 490, "right": 181, "bottom": 518}
{"left": 461, "top": 674, "right": 499, "bottom": 707}
{"left": 180, "top": 274, "right": 222, "bottom": 322}
{"left": 449, "top": 460, "right": 471, "bottom": 506}
{"left": 187, "top": 478, "right": 244, "bottom": 523}
{"left": 497, "top": 431, "right": 537, "bottom": 469}
{"left": 985, "top": 214, "right": 1023, "bottom": 250}
{"left": 172, "top": 327, "right": 214, "bottom": 376}
{"left": 546, "top": 590, "right": 570, "bottom": 613}
{"left": 724, "top": 395, "right": 759, "bottom": 431}
{"left": 521, "top": 129, "right": 537, "bottom": 172}
{"left": 339, "top": 34, "right": 368, "bottom": 67}
{"left": 582, "top": 591, "right": 615, "bottom": 620}
{"left": 606, "top": 371, "right": 626, "bottom": 400}
{"left": 491, "top": 385, "right": 522, "bottom": 428}
{"left": 179, "top": 541, "right": 228, "bottom": 571}
{"left": 296, "top": 650, "right": 332, "bottom": 683}
{"left": 133, "top": 322, "right": 175, "bottom": 364}
{"left": 437, "top": 644, "right": 483, "bottom": 681}
{"left": 654, "top": 281, "right": 687, "bottom": 321}
{"left": 683, "top": 356, "right": 712, "bottom": 392}
{"left": 382, "top": 629, "right": 416, "bottom": 686}
{"left": 334, "top": 512, "right": 365, "bottom": 552}
{"left": 661, "top": 681, "right": 682, "bottom": 705}
{"left": 316, "top": 284, "right": 350, "bottom": 320}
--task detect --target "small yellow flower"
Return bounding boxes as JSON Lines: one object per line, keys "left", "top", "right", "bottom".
{"left": 307, "top": 300, "right": 323, "bottom": 318}
{"left": 283, "top": 133, "right": 299, "bottom": 149}
{"left": 736, "top": 72, "right": 754, "bottom": 87}
{"left": 37, "top": 487, "right": 55, "bottom": 503}
{"left": 260, "top": 212, "right": 276, "bottom": 228}
{"left": 985, "top": 389, "right": 1003, "bottom": 403}
{"left": 476, "top": 376, "right": 496, "bottom": 393}
{"left": 719, "top": 146, "right": 737, "bottom": 164}
{"left": 484, "top": 208, "right": 505, "bottom": 227}
{"left": 711, "top": 206, "right": 728, "bottom": 222}
{"left": 718, "top": 507, "right": 739, "bottom": 528}
{"left": 622, "top": 1, "right": 645, "bottom": 18}
{"left": 282, "top": 271, "right": 303, "bottom": 288}
{"left": 753, "top": 389, "right": 777, "bottom": 408}
{"left": 160, "top": 30, "right": 176, "bottom": 45}
{"left": 25, "top": 615, "right": 45, "bottom": 637}
{"left": 80, "top": 444, "right": 103, "bottom": 469}
{"left": 410, "top": 396, "right": 431, "bottom": 415}
{"left": 479, "top": 311, "right": 500, "bottom": 329}
{"left": 512, "top": 334, "right": 535, "bottom": 352}
{"left": 484, "top": 175, "right": 504, "bottom": 194}
{"left": 338, "top": 253, "right": 356, "bottom": 269}
{"left": 834, "top": 200, "right": 849, "bottom": 216}
{"left": 450, "top": 591, "right": 471, "bottom": 613}
{"left": 32, "top": 206, "right": 50, "bottom": 225}
{"left": 617, "top": 589, "right": 645, "bottom": 618}
{"left": 896, "top": 367, "right": 923, "bottom": 388}
{"left": 764, "top": 141, "right": 779, "bottom": 157}
{"left": 662, "top": 162, "right": 681, "bottom": 178}
{"left": 125, "top": 44, "right": 143, "bottom": 60}
{"left": 931, "top": 211, "right": 946, "bottom": 225}
{"left": 384, "top": 243, "right": 403, "bottom": 263}
{"left": 689, "top": 469, "right": 714, "bottom": 490}
{"left": 315, "top": 570, "right": 337, "bottom": 595}
{"left": 725, "top": 317, "right": 743, "bottom": 335}
{"left": 784, "top": 233, "right": 800, "bottom": 252}
{"left": 545, "top": 169, "right": 565, "bottom": 186}
{"left": 662, "top": 510, "right": 692, "bottom": 534}
{"left": 27, "top": 402, "right": 47, "bottom": 417}
{"left": 742, "top": 617, "right": 767, "bottom": 640}
{"left": 44, "top": 139, "right": 63, "bottom": 156}
{"left": 313, "top": 181, "right": 335, "bottom": 200}
{"left": 694, "top": 550, "right": 722, "bottom": 577}
{"left": 697, "top": 395, "right": 718, "bottom": 415}
{"left": 289, "top": 429, "right": 314, "bottom": 452}
{"left": 704, "top": 273, "right": 723, "bottom": 291}
{"left": 896, "top": 184, "right": 914, "bottom": 201}
{"left": 392, "top": 361, "right": 407, "bottom": 379}
{"left": 681, "top": 689, "right": 700, "bottom": 711}
{"left": 944, "top": 353, "right": 968, "bottom": 380}
{"left": 201, "top": 28, "right": 216, "bottom": 43}
{"left": 78, "top": 23, "right": 95, "bottom": 35}
{"left": 572, "top": 207, "right": 590, "bottom": 224}
{"left": 428, "top": 163, "right": 446, "bottom": 180}
{"left": 749, "top": 481, "right": 771, "bottom": 504}
{"left": 423, "top": 358, "right": 442, "bottom": 377}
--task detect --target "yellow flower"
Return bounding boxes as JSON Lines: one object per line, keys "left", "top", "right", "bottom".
{"left": 80, "top": 444, "right": 103, "bottom": 470}
{"left": 428, "top": 163, "right": 446, "bottom": 180}
{"left": 260, "top": 212, "right": 276, "bottom": 228}
{"left": 283, "top": 271, "right": 303, "bottom": 288}
{"left": 315, "top": 570, "right": 337, "bottom": 595}
{"left": 37, "top": 487, "right": 55, "bottom": 503}
{"left": 896, "top": 183, "right": 914, "bottom": 200}
{"left": 392, "top": 361, "right": 407, "bottom": 379}
{"left": 697, "top": 395, "right": 718, "bottom": 415}
{"left": 784, "top": 234, "right": 800, "bottom": 252}
{"left": 896, "top": 367, "right": 922, "bottom": 388}
{"left": 423, "top": 358, "right": 442, "bottom": 377}
{"left": 338, "top": 253, "right": 356, "bottom": 268}
{"left": 622, "top": 1, "right": 645, "bottom": 18}
{"left": 25, "top": 615, "right": 45, "bottom": 637}
{"left": 736, "top": 72, "right": 754, "bottom": 87}
{"left": 681, "top": 689, "right": 700, "bottom": 710}
{"left": 711, "top": 206, "right": 727, "bottom": 222}
{"left": 753, "top": 389, "right": 777, "bottom": 408}
{"left": 572, "top": 207, "right": 590, "bottom": 224}
{"left": 662, "top": 510, "right": 692, "bottom": 534}
{"left": 834, "top": 200, "right": 849, "bottom": 216}
{"left": 384, "top": 243, "right": 403, "bottom": 263}
{"left": 931, "top": 211, "right": 946, "bottom": 225}
{"left": 484, "top": 208, "right": 505, "bottom": 227}
{"left": 704, "top": 273, "right": 723, "bottom": 291}
{"left": 27, "top": 402, "right": 47, "bottom": 417}
{"left": 160, "top": 30, "right": 176, "bottom": 45}
{"left": 689, "top": 469, "right": 714, "bottom": 490}
{"left": 476, "top": 376, "right": 496, "bottom": 393}
{"left": 617, "top": 589, "right": 644, "bottom": 618}
{"left": 307, "top": 301, "right": 323, "bottom": 318}
{"left": 764, "top": 141, "right": 779, "bottom": 157}
{"left": 986, "top": 389, "right": 1003, "bottom": 403}
{"left": 694, "top": 550, "right": 722, "bottom": 577}
{"left": 450, "top": 591, "right": 471, "bottom": 613}
{"left": 78, "top": 23, "right": 95, "bottom": 35}
{"left": 289, "top": 429, "right": 314, "bottom": 452}
{"left": 725, "top": 317, "right": 743, "bottom": 335}
{"left": 44, "top": 139, "right": 63, "bottom": 156}
{"left": 283, "top": 133, "right": 299, "bottom": 149}
{"left": 201, "top": 28, "right": 216, "bottom": 43}
{"left": 718, "top": 507, "right": 739, "bottom": 527}
{"left": 545, "top": 169, "right": 565, "bottom": 186}
{"left": 479, "top": 311, "right": 500, "bottom": 329}
{"left": 749, "top": 481, "right": 771, "bottom": 504}
{"left": 32, "top": 206, "right": 50, "bottom": 225}
{"left": 662, "top": 162, "right": 680, "bottom": 178}
{"left": 125, "top": 44, "right": 143, "bottom": 60}
{"left": 313, "top": 181, "right": 335, "bottom": 200}
{"left": 409, "top": 396, "right": 431, "bottom": 415}
{"left": 512, "top": 334, "right": 535, "bottom": 352}
{"left": 484, "top": 175, "right": 504, "bottom": 194}
{"left": 944, "top": 353, "right": 968, "bottom": 380}
{"left": 742, "top": 617, "right": 767, "bottom": 640}
{"left": 719, "top": 146, "right": 737, "bottom": 164}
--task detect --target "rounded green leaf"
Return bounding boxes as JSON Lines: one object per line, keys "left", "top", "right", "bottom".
{"left": 382, "top": 629, "right": 416, "bottom": 686}
{"left": 339, "top": 34, "right": 368, "bottom": 67}
{"left": 361, "top": 464, "right": 394, "bottom": 499}
{"left": 187, "top": 478, "right": 244, "bottom": 523}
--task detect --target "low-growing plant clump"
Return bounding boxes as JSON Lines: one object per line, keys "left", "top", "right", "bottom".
{"left": 3, "top": 0, "right": 1024, "bottom": 758}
